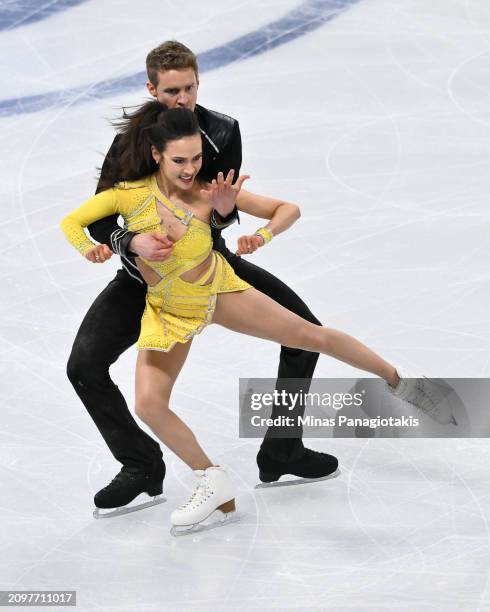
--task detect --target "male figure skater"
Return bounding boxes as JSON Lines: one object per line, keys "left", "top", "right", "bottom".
{"left": 67, "top": 41, "right": 338, "bottom": 515}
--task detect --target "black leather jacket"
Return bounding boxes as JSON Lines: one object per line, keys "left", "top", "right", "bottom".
{"left": 87, "top": 104, "right": 242, "bottom": 280}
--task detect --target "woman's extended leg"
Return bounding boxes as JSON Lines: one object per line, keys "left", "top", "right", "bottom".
{"left": 213, "top": 288, "right": 399, "bottom": 386}
{"left": 135, "top": 341, "right": 213, "bottom": 470}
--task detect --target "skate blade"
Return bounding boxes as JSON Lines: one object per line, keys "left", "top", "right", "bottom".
{"left": 93, "top": 494, "right": 166, "bottom": 519}
{"left": 170, "top": 511, "right": 240, "bottom": 537}
{"left": 255, "top": 468, "right": 341, "bottom": 489}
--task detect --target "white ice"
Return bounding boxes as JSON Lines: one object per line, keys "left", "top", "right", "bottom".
{"left": 1, "top": 0, "right": 490, "bottom": 610}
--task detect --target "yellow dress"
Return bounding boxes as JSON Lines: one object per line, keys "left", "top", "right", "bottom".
{"left": 60, "top": 174, "right": 251, "bottom": 351}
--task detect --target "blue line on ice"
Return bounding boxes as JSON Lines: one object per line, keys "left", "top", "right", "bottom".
{"left": 0, "top": 0, "right": 87, "bottom": 31}
{"left": 0, "top": 0, "right": 360, "bottom": 117}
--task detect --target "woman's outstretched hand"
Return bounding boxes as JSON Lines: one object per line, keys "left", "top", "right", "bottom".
{"left": 200, "top": 169, "right": 250, "bottom": 217}
{"left": 235, "top": 234, "right": 264, "bottom": 256}
{"left": 85, "top": 244, "right": 113, "bottom": 263}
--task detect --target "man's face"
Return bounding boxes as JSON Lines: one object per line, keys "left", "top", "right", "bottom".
{"left": 147, "top": 68, "right": 199, "bottom": 111}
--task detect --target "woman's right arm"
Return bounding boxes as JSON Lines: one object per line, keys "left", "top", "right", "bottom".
{"left": 233, "top": 189, "right": 301, "bottom": 255}
{"left": 60, "top": 188, "right": 119, "bottom": 261}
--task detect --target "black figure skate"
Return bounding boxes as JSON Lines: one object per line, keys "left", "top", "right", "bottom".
{"left": 93, "top": 463, "right": 166, "bottom": 518}
{"left": 255, "top": 448, "right": 340, "bottom": 489}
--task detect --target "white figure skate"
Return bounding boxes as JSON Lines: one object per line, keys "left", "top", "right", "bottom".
{"left": 170, "top": 466, "right": 239, "bottom": 537}
{"left": 389, "top": 368, "right": 458, "bottom": 426}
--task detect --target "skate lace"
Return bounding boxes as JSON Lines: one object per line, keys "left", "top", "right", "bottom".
{"left": 179, "top": 475, "right": 213, "bottom": 510}
{"left": 103, "top": 469, "right": 137, "bottom": 492}
{"left": 310, "top": 450, "right": 326, "bottom": 460}
{"left": 404, "top": 379, "right": 440, "bottom": 418}
{"left": 302, "top": 449, "right": 323, "bottom": 461}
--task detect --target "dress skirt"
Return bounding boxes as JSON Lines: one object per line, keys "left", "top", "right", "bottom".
{"left": 138, "top": 251, "right": 252, "bottom": 351}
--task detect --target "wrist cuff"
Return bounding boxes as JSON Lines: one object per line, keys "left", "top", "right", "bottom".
{"left": 211, "top": 206, "right": 240, "bottom": 230}
{"left": 254, "top": 227, "right": 273, "bottom": 245}
{"left": 110, "top": 229, "right": 137, "bottom": 257}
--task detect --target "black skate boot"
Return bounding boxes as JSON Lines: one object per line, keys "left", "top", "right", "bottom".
{"left": 256, "top": 448, "right": 339, "bottom": 488}
{"left": 93, "top": 462, "right": 166, "bottom": 518}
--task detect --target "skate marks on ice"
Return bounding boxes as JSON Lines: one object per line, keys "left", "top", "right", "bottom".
{"left": 0, "top": 0, "right": 361, "bottom": 117}
{"left": 0, "top": 0, "right": 88, "bottom": 31}
{"left": 254, "top": 468, "right": 341, "bottom": 489}
{"left": 93, "top": 494, "right": 167, "bottom": 519}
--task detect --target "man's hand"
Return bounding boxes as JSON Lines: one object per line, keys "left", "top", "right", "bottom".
{"left": 85, "top": 244, "right": 113, "bottom": 263}
{"left": 129, "top": 232, "right": 174, "bottom": 262}
{"left": 200, "top": 169, "right": 250, "bottom": 217}
{"left": 235, "top": 234, "right": 264, "bottom": 256}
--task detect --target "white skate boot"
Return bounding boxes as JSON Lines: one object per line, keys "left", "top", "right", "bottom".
{"left": 388, "top": 368, "right": 458, "bottom": 426}
{"left": 170, "top": 466, "right": 239, "bottom": 537}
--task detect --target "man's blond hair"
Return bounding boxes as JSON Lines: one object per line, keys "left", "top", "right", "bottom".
{"left": 146, "top": 41, "right": 198, "bottom": 86}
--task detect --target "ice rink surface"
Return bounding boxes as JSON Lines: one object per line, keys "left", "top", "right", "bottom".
{"left": 2, "top": 0, "right": 490, "bottom": 609}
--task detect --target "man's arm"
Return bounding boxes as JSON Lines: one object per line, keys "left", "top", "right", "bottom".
{"left": 87, "top": 135, "right": 138, "bottom": 257}
{"left": 209, "top": 121, "right": 242, "bottom": 230}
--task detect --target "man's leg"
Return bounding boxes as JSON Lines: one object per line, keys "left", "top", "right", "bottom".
{"left": 67, "top": 268, "right": 163, "bottom": 472}
{"left": 223, "top": 253, "right": 337, "bottom": 472}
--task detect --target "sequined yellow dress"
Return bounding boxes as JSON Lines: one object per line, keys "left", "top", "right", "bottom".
{"left": 61, "top": 174, "right": 251, "bottom": 351}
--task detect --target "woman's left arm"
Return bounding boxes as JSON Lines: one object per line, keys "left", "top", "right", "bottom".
{"left": 234, "top": 189, "right": 301, "bottom": 255}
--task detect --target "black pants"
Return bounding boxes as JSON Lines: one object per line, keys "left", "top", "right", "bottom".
{"left": 67, "top": 252, "right": 321, "bottom": 471}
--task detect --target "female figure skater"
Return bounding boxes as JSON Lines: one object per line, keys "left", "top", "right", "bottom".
{"left": 61, "top": 102, "right": 455, "bottom": 535}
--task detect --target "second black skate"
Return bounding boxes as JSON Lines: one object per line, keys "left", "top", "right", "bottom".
{"left": 93, "top": 462, "right": 167, "bottom": 518}
{"left": 256, "top": 448, "right": 340, "bottom": 488}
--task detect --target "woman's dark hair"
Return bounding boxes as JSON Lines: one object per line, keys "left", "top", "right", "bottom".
{"left": 98, "top": 100, "right": 200, "bottom": 191}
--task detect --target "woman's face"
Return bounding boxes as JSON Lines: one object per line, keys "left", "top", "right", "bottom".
{"left": 155, "top": 134, "right": 203, "bottom": 191}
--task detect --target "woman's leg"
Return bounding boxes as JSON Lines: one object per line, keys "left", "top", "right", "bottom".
{"left": 223, "top": 252, "right": 321, "bottom": 460}
{"left": 213, "top": 288, "right": 400, "bottom": 386}
{"left": 135, "top": 340, "right": 214, "bottom": 470}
